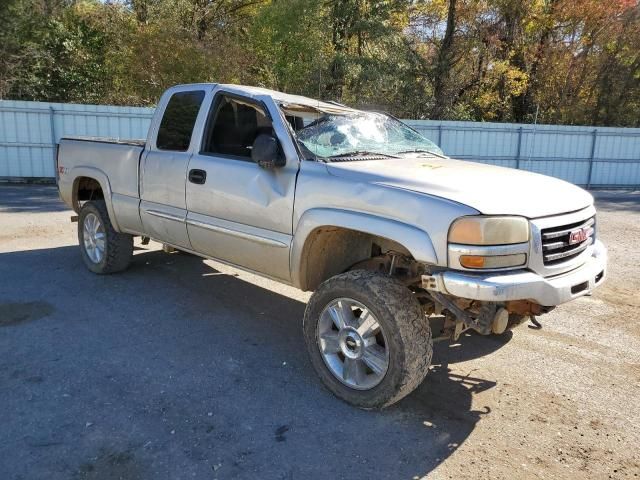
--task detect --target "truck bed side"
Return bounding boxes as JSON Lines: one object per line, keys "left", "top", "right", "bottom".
{"left": 57, "top": 136, "right": 145, "bottom": 233}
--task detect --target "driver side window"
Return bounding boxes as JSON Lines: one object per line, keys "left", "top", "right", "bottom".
{"left": 201, "top": 95, "right": 273, "bottom": 159}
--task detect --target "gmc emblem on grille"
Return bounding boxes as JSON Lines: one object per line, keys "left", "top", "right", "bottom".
{"left": 569, "top": 228, "right": 588, "bottom": 245}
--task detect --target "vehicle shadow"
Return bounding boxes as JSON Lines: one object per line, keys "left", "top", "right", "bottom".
{"left": 0, "top": 244, "right": 510, "bottom": 480}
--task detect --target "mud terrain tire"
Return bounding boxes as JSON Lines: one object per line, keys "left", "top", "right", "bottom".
{"left": 303, "top": 270, "right": 433, "bottom": 409}
{"left": 78, "top": 200, "right": 133, "bottom": 274}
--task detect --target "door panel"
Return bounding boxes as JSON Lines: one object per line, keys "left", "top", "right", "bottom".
{"left": 185, "top": 92, "right": 298, "bottom": 281}
{"left": 140, "top": 150, "right": 191, "bottom": 248}
{"left": 186, "top": 154, "right": 296, "bottom": 281}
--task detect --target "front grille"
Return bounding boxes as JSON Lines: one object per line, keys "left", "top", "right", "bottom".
{"left": 541, "top": 216, "right": 595, "bottom": 266}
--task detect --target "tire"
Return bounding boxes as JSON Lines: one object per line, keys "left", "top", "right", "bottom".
{"left": 78, "top": 200, "right": 133, "bottom": 274}
{"left": 303, "top": 270, "right": 433, "bottom": 409}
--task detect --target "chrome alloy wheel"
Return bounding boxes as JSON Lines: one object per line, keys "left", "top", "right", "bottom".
{"left": 83, "top": 212, "right": 105, "bottom": 264}
{"left": 317, "top": 298, "right": 390, "bottom": 390}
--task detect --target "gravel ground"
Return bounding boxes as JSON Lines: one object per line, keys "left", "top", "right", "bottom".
{"left": 0, "top": 184, "right": 639, "bottom": 480}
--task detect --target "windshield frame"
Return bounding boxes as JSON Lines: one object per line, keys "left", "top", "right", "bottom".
{"left": 278, "top": 105, "right": 444, "bottom": 161}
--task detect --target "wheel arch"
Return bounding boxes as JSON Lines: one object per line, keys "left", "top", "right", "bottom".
{"left": 291, "top": 208, "right": 438, "bottom": 291}
{"left": 70, "top": 167, "right": 121, "bottom": 232}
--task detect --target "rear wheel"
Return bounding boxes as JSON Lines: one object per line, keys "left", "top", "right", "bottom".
{"left": 303, "top": 270, "right": 433, "bottom": 409}
{"left": 78, "top": 201, "right": 133, "bottom": 274}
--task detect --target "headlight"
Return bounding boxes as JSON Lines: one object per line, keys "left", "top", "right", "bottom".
{"left": 448, "top": 216, "right": 530, "bottom": 270}
{"left": 448, "top": 216, "right": 529, "bottom": 245}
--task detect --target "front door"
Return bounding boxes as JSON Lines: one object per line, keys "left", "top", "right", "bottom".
{"left": 185, "top": 90, "right": 299, "bottom": 282}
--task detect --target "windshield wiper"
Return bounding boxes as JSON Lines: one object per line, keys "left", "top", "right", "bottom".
{"left": 395, "top": 148, "right": 447, "bottom": 159}
{"left": 395, "top": 149, "right": 436, "bottom": 155}
{"left": 327, "top": 150, "right": 400, "bottom": 159}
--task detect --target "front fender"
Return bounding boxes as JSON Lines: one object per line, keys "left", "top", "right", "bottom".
{"left": 290, "top": 208, "right": 438, "bottom": 289}
{"left": 64, "top": 166, "right": 121, "bottom": 232}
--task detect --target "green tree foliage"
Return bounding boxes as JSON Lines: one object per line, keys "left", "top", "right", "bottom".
{"left": 1, "top": 0, "right": 638, "bottom": 126}
{"left": 0, "top": 0, "right": 110, "bottom": 102}
{"left": 249, "top": 0, "right": 330, "bottom": 96}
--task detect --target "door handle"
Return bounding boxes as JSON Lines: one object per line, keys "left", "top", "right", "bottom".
{"left": 188, "top": 169, "right": 207, "bottom": 185}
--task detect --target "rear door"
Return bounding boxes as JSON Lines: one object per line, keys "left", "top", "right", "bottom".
{"left": 185, "top": 88, "right": 299, "bottom": 282}
{"left": 139, "top": 87, "right": 208, "bottom": 248}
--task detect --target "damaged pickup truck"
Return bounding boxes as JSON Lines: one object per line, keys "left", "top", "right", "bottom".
{"left": 56, "top": 84, "right": 607, "bottom": 408}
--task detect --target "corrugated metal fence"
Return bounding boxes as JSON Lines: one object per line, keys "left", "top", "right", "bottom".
{"left": 406, "top": 120, "right": 640, "bottom": 188}
{"left": 1, "top": 99, "right": 639, "bottom": 187}
{"left": 0, "top": 100, "right": 153, "bottom": 178}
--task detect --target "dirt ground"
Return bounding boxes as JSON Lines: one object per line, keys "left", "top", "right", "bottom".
{"left": 0, "top": 185, "right": 639, "bottom": 480}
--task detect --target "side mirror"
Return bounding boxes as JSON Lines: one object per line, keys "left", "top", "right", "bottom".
{"left": 251, "top": 134, "right": 286, "bottom": 169}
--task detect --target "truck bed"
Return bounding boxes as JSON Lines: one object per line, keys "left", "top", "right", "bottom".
{"left": 57, "top": 136, "right": 145, "bottom": 211}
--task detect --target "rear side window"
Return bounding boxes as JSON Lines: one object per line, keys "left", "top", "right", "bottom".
{"left": 157, "top": 90, "right": 205, "bottom": 151}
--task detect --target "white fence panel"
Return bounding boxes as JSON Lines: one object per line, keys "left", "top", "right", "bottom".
{"left": 407, "top": 120, "right": 640, "bottom": 187}
{"left": 0, "top": 100, "right": 153, "bottom": 178}
{"left": 1, "top": 100, "right": 639, "bottom": 187}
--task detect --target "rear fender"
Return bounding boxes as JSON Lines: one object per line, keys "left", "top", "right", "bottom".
{"left": 67, "top": 167, "right": 121, "bottom": 232}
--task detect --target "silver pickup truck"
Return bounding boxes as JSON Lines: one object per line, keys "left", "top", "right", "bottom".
{"left": 57, "top": 83, "right": 607, "bottom": 408}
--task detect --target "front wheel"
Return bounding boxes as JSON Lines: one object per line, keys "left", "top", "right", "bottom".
{"left": 303, "top": 270, "right": 433, "bottom": 409}
{"left": 78, "top": 200, "right": 133, "bottom": 274}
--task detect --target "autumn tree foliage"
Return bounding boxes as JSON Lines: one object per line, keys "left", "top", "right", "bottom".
{"left": 1, "top": 0, "right": 638, "bottom": 126}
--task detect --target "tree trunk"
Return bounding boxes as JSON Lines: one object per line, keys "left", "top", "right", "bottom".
{"left": 431, "top": 0, "right": 456, "bottom": 119}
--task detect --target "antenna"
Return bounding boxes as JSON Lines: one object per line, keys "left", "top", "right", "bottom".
{"left": 315, "top": 50, "right": 322, "bottom": 157}
{"left": 317, "top": 51, "right": 322, "bottom": 104}
{"left": 527, "top": 104, "right": 540, "bottom": 163}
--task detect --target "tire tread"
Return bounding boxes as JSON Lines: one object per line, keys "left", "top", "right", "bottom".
{"left": 304, "top": 270, "right": 433, "bottom": 408}
{"left": 78, "top": 200, "right": 133, "bottom": 274}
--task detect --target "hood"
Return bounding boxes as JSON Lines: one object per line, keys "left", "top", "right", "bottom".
{"left": 326, "top": 156, "right": 593, "bottom": 218}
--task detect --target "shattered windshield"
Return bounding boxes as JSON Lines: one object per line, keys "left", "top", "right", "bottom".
{"left": 294, "top": 112, "right": 443, "bottom": 159}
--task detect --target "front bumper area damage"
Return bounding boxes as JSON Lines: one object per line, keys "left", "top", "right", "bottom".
{"left": 422, "top": 240, "right": 607, "bottom": 307}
